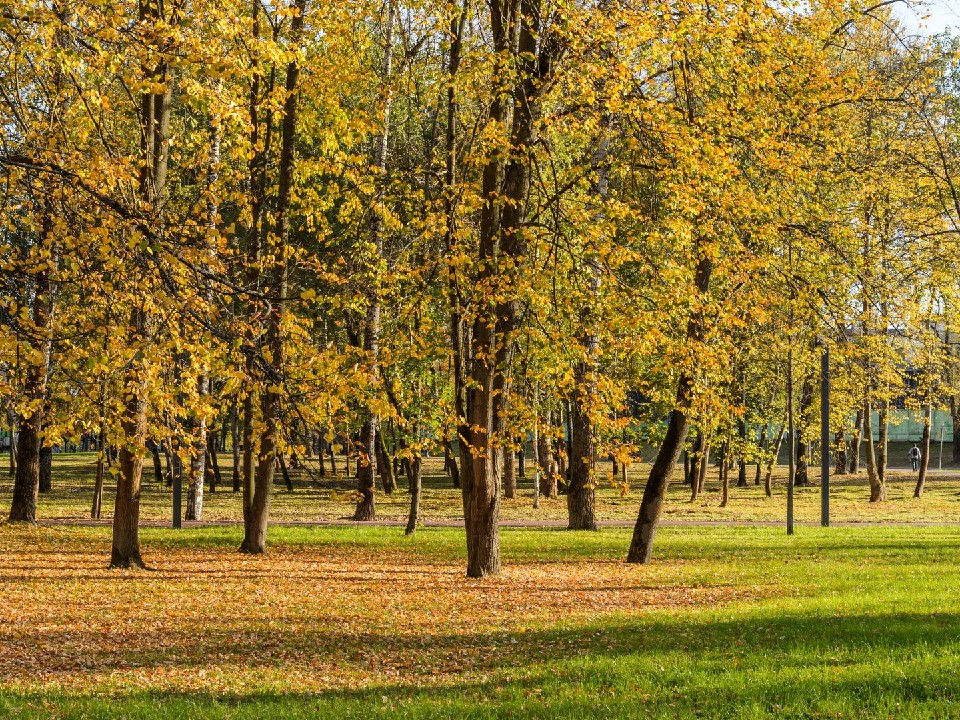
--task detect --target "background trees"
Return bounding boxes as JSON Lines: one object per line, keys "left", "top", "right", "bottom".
{"left": 2, "top": 0, "right": 960, "bottom": 573}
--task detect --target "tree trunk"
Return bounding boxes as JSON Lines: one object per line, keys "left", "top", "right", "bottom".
{"left": 834, "top": 431, "right": 847, "bottom": 475}
{"left": 952, "top": 395, "right": 960, "bottom": 465}
{"left": 111, "top": 311, "right": 148, "bottom": 569}
{"left": 754, "top": 424, "right": 767, "bottom": 485}
{"left": 405, "top": 454, "right": 422, "bottom": 535}
{"left": 91, "top": 426, "right": 106, "bottom": 520}
{"left": 850, "top": 408, "right": 863, "bottom": 473}
{"left": 208, "top": 431, "right": 222, "bottom": 491}
{"left": 877, "top": 399, "right": 889, "bottom": 490}
{"left": 719, "top": 445, "right": 730, "bottom": 507}
{"left": 538, "top": 412, "right": 557, "bottom": 498}
{"left": 915, "top": 401, "right": 932, "bottom": 498}
{"left": 503, "top": 441, "right": 517, "bottom": 499}
{"left": 864, "top": 396, "right": 884, "bottom": 502}
{"left": 736, "top": 416, "right": 747, "bottom": 488}
{"left": 278, "top": 453, "right": 293, "bottom": 491}
{"left": 376, "top": 429, "right": 395, "bottom": 495}
{"left": 794, "top": 376, "right": 812, "bottom": 486}
{"left": 39, "top": 445, "right": 52, "bottom": 493}
{"left": 353, "top": 0, "right": 395, "bottom": 522}
{"left": 444, "top": 440, "right": 460, "bottom": 489}
{"left": 8, "top": 261, "right": 55, "bottom": 521}
{"left": 240, "top": 0, "right": 306, "bottom": 553}
{"left": 231, "top": 403, "right": 241, "bottom": 492}
{"left": 9, "top": 417, "right": 40, "bottom": 523}
{"left": 7, "top": 411, "right": 15, "bottom": 477}
{"left": 628, "top": 254, "right": 711, "bottom": 563}
{"left": 567, "top": 386, "right": 597, "bottom": 529}
{"left": 764, "top": 422, "right": 785, "bottom": 498}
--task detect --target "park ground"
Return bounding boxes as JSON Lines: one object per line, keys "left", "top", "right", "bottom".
{"left": 2, "top": 453, "right": 960, "bottom": 718}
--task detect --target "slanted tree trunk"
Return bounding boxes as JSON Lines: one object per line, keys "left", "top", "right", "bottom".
{"left": 444, "top": 440, "right": 460, "bottom": 489}
{"left": 719, "top": 441, "right": 730, "bottom": 508}
{"left": 145, "top": 439, "right": 164, "bottom": 484}
{"left": 277, "top": 454, "right": 293, "bottom": 491}
{"left": 915, "top": 400, "right": 932, "bottom": 498}
{"left": 864, "top": 396, "right": 884, "bottom": 502}
{"left": 376, "top": 430, "right": 395, "bottom": 495}
{"left": 764, "top": 422, "right": 786, "bottom": 498}
{"left": 207, "top": 431, "right": 222, "bottom": 491}
{"left": 628, "top": 254, "right": 711, "bottom": 563}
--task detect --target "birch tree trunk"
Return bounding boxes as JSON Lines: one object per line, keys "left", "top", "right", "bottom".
{"left": 354, "top": 0, "right": 395, "bottom": 521}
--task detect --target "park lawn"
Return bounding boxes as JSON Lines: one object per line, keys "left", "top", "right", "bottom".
{"left": 1, "top": 523, "right": 960, "bottom": 718}
{"left": 5, "top": 451, "right": 960, "bottom": 526}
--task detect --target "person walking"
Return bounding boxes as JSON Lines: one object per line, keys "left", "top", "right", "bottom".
{"left": 909, "top": 443, "right": 921, "bottom": 472}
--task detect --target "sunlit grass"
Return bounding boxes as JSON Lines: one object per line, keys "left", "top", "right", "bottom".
{"left": 2, "top": 523, "right": 960, "bottom": 718}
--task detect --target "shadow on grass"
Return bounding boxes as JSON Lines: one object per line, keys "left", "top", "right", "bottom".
{"left": 3, "top": 610, "right": 960, "bottom": 718}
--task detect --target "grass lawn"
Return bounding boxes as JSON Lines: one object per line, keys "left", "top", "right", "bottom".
{"left": 2, "top": 522, "right": 960, "bottom": 718}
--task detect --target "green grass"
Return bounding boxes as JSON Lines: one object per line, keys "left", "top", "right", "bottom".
{"left": 2, "top": 524, "right": 960, "bottom": 718}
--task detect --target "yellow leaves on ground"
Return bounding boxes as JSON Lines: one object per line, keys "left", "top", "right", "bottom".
{"left": 0, "top": 525, "right": 758, "bottom": 696}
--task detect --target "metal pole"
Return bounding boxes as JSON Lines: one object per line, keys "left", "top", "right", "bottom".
{"left": 821, "top": 346, "right": 830, "bottom": 527}
{"left": 787, "top": 346, "right": 795, "bottom": 536}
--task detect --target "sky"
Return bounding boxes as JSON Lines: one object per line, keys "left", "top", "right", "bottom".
{"left": 898, "top": 0, "right": 960, "bottom": 34}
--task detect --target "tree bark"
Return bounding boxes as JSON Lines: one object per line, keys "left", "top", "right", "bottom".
{"left": 794, "top": 376, "right": 812, "bottom": 486}
{"left": 91, "top": 426, "right": 106, "bottom": 520}
{"left": 764, "top": 421, "right": 785, "bottom": 497}
{"left": 376, "top": 429, "right": 396, "bottom": 495}
{"left": 628, "top": 254, "right": 712, "bottom": 563}
{"left": 915, "top": 400, "right": 932, "bottom": 498}
{"left": 834, "top": 431, "right": 847, "bottom": 475}
{"left": 849, "top": 408, "right": 863, "bottom": 473}
{"left": 754, "top": 424, "right": 767, "bottom": 485}
{"left": 877, "top": 399, "right": 889, "bottom": 491}
{"left": 207, "top": 431, "right": 222, "bottom": 491}
{"left": 864, "top": 396, "right": 884, "bottom": 502}
{"left": 503, "top": 440, "right": 517, "bottom": 499}
{"left": 111, "top": 310, "right": 149, "bottom": 569}
{"left": 39, "top": 445, "right": 52, "bottom": 494}
{"left": 240, "top": 0, "right": 306, "bottom": 552}
{"left": 405, "top": 454, "right": 422, "bottom": 535}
